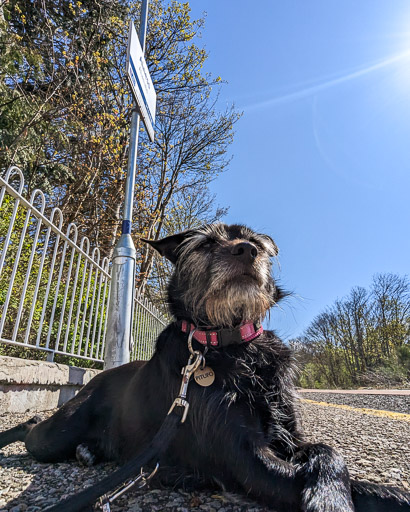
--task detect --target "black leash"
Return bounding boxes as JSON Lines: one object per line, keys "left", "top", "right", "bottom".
{"left": 45, "top": 411, "right": 181, "bottom": 512}
{"left": 45, "top": 341, "right": 203, "bottom": 512}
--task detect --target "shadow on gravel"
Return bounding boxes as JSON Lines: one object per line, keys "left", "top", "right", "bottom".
{"left": 0, "top": 450, "right": 264, "bottom": 512}
{"left": 0, "top": 449, "right": 117, "bottom": 511}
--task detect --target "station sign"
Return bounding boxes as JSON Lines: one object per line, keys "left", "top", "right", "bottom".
{"left": 126, "top": 20, "right": 156, "bottom": 142}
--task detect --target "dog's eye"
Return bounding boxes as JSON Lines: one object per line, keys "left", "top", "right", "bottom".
{"left": 201, "top": 239, "right": 216, "bottom": 249}
{"left": 249, "top": 238, "right": 263, "bottom": 250}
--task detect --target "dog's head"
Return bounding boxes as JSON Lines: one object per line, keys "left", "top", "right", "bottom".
{"left": 143, "top": 223, "right": 283, "bottom": 327}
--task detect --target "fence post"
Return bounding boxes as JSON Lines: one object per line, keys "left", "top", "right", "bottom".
{"left": 104, "top": 0, "right": 150, "bottom": 370}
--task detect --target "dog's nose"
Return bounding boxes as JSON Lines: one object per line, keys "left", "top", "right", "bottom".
{"left": 230, "top": 242, "right": 258, "bottom": 261}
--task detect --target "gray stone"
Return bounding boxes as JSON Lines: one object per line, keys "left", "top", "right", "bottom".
{"left": 10, "top": 506, "right": 23, "bottom": 512}
{"left": 0, "top": 355, "right": 101, "bottom": 413}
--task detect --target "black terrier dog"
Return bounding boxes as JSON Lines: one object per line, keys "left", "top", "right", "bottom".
{"left": 1, "top": 224, "right": 409, "bottom": 511}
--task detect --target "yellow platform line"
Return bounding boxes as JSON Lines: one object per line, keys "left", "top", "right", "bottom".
{"left": 301, "top": 399, "right": 410, "bottom": 423}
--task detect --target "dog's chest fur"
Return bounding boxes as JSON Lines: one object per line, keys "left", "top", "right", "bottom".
{"left": 138, "top": 325, "right": 302, "bottom": 472}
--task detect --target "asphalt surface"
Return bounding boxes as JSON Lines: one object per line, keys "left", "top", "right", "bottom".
{"left": 300, "top": 390, "right": 410, "bottom": 414}
{"left": 0, "top": 392, "right": 409, "bottom": 511}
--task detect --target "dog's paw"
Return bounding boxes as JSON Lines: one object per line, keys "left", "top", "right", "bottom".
{"left": 76, "top": 443, "right": 96, "bottom": 467}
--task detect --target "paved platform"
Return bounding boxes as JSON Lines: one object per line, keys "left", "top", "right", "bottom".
{"left": 299, "top": 388, "right": 410, "bottom": 395}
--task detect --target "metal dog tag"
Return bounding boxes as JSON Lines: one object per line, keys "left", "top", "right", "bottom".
{"left": 194, "top": 366, "right": 215, "bottom": 387}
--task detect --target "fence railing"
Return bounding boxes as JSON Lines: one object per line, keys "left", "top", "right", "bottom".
{"left": 0, "top": 166, "right": 168, "bottom": 365}
{"left": 132, "top": 294, "right": 167, "bottom": 360}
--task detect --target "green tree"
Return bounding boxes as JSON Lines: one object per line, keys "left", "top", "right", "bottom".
{"left": 1, "top": 0, "right": 239, "bottom": 270}
{"left": 294, "top": 273, "right": 410, "bottom": 388}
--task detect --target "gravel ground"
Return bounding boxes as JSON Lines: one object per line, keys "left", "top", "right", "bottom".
{"left": 0, "top": 397, "right": 409, "bottom": 511}
{"left": 300, "top": 392, "right": 410, "bottom": 414}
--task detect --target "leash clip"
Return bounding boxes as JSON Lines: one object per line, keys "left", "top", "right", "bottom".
{"left": 187, "top": 327, "right": 197, "bottom": 355}
{"left": 97, "top": 463, "right": 159, "bottom": 511}
{"left": 168, "top": 350, "right": 203, "bottom": 423}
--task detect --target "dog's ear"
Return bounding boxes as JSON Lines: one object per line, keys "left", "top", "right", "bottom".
{"left": 141, "top": 232, "right": 191, "bottom": 264}
{"left": 259, "top": 234, "right": 279, "bottom": 257}
{"left": 268, "top": 284, "right": 287, "bottom": 307}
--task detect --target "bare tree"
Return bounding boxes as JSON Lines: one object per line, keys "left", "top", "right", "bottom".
{"left": 295, "top": 274, "right": 410, "bottom": 388}
{"left": 134, "top": 85, "right": 240, "bottom": 294}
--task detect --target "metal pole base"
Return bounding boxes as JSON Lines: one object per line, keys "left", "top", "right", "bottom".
{"left": 104, "top": 234, "right": 136, "bottom": 369}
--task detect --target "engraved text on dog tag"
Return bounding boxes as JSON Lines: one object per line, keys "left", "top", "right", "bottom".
{"left": 194, "top": 366, "right": 215, "bottom": 387}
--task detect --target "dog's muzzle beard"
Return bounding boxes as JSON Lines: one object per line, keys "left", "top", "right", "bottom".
{"left": 172, "top": 235, "right": 276, "bottom": 328}
{"left": 181, "top": 273, "right": 272, "bottom": 328}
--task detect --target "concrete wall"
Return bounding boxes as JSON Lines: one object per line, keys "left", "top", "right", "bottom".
{"left": 0, "top": 356, "right": 101, "bottom": 413}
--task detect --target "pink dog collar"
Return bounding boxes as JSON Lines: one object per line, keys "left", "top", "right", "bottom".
{"left": 180, "top": 320, "right": 263, "bottom": 348}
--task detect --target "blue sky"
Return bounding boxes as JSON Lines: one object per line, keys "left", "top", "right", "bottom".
{"left": 187, "top": 1, "right": 410, "bottom": 339}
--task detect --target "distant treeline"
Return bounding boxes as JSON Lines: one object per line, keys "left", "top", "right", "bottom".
{"left": 290, "top": 273, "right": 410, "bottom": 389}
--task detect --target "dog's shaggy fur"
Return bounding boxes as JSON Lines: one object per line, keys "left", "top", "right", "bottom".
{"left": 1, "top": 223, "right": 409, "bottom": 511}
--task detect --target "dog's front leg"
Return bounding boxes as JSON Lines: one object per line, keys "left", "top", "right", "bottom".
{"left": 226, "top": 442, "right": 302, "bottom": 511}
{"left": 291, "top": 442, "right": 355, "bottom": 512}
{"left": 228, "top": 442, "right": 354, "bottom": 512}
{"left": 351, "top": 480, "right": 410, "bottom": 512}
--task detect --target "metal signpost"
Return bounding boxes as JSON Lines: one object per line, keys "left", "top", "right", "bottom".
{"left": 104, "top": 0, "right": 156, "bottom": 369}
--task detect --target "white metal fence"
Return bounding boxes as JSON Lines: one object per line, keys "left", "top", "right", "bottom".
{"left": 0, "top": 166, "right": 167, "bottom": 365}
{"left": 132, "top": 294, "right": 167, "bottom": 360}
